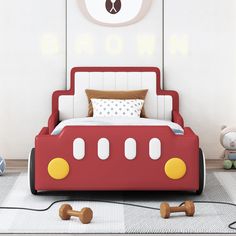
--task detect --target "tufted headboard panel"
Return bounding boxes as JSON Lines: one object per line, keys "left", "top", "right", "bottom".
{"left": 52, "top": 67, "right": 179, "bottom": 121}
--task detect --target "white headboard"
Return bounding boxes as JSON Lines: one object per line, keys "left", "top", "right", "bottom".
{"left": 58, "top": 68, "right": 173, "bottom": 121}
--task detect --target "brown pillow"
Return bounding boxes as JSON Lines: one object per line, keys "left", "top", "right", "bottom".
{"left": 85, "top": 89, "right": 148, "bottom": 117}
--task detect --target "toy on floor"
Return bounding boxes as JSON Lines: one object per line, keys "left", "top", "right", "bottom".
{"left": 220, "top": 126, "right": 236, "bottom": 169}
{"left": 0, "top": 156, "right": 6, "bottom": 176}
{"left": 224, "top": 159, "right": 236, "bottom": 170}
{"left": 160, "top": 201, "right": 195, "bottom": 219}
{"left": 59, "top": 204, "right": 93, "bottom": 224}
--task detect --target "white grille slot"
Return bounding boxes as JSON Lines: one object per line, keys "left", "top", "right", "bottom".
{"left": 98, "top": 138, "right": 110, "bottom": 160}
{"left": 149, "top": 138, "right": 161, "bottom": 160}
{"left": 73, "top": 138, "right": 85, "bottom": 160}
{"left": 125, "top": 138, "right": 136, "bottom": 160}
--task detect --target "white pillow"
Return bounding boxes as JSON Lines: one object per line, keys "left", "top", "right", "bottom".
{"left": 91, "top": 99, "right": 144, "bottom": 118}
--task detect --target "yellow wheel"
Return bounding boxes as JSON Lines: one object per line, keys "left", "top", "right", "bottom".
{"left": 165, "top": 157, "right": 186, "bottom": 180}
{"left": 48, "top": 158, "right": 69, "bottom": 180}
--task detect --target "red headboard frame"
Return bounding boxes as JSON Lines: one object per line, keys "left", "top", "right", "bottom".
{"left": 52, "top": 67, "right": 179, "bottom": 115}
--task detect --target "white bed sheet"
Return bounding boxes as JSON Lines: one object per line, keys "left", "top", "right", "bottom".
{"left": 51, "top": 117, "right": 184, "bottom": 135}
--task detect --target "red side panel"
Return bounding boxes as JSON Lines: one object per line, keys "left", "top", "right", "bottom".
{"left": 173, "top": 111, "right": 184, "bottom": 127}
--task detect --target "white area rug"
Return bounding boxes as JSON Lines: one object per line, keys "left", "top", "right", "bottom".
{"left": 0, "top": 171, "right": 236, "bottom": 234}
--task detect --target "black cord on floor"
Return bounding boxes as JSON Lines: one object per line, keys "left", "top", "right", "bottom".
{"left": 0, "top": 199, "right": 235, "bottom": 231}
{"left": 0, "top": 198, "right": 160, "bottom": 212}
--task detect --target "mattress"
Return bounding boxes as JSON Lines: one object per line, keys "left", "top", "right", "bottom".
{"left": 51, "top": 117, "right": 184, "bottom": 135}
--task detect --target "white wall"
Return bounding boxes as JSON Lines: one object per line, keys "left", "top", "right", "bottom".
{"left": 0, "top": 0, "right": 66, "bottom": 159}
{"left": 164, "top": 0, "right": 236, "bottom": 159}
{"left": 67, "top": 0, "right": 163, "bottom": 87}
{"left": 0, "top": 0, "right": 235, "bottom": 159}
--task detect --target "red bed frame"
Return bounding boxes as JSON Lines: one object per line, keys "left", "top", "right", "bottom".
{"left": 29, "top": 67, "right": 205, "bottom": 194}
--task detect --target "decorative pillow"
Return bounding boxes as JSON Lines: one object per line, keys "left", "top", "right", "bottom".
{"left": 85, "top": 89, "right": 148, "bottom": 117}
{"left": 91, "top": 99, "right": 144, "bottom": 118}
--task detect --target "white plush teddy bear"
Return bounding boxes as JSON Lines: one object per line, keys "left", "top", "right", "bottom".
{"left": 220, "top": 126, "right": 236, "bottom": 169}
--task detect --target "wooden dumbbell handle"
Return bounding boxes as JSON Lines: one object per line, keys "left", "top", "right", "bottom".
{"left": 67, "top": 209, "right": 82, "bottom": 217}
{"left": 169, "top": 206, "right": 186, "bottom": 212}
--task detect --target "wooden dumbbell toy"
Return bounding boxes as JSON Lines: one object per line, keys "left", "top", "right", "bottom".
{"left": 160, "top": 201, "right": 195, "bottom": 219}
{"left": 59, "top": 204, "right": 93, "bottom": 224}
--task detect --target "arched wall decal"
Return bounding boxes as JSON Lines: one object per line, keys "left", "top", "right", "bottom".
{"left": 77, "top": 0, "right": 153, "bottom": 27}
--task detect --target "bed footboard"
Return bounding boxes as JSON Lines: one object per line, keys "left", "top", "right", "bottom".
{"left": 34, "top": 126, "right": 199, "bottom": 191}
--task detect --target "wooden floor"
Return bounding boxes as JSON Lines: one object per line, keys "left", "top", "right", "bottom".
{"left": 5, "top": 158, "right": 224, "bottom": 170}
